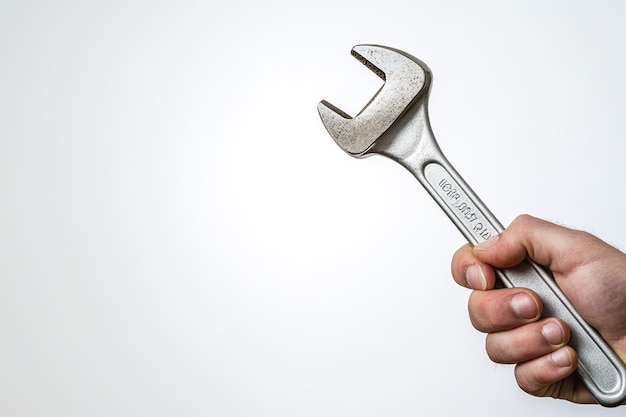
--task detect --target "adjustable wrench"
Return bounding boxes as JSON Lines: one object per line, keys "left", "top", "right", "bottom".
{"left": 317, "top": 44, "right": 626, "bottom": 407}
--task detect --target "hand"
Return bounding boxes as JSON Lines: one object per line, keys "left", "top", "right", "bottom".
{"left": 451, "top": 214, "right": 626, "bottom": 404}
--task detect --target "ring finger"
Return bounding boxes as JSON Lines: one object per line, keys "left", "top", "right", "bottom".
{"left": 486, "top": 318, "right": 570, "bottom": 364}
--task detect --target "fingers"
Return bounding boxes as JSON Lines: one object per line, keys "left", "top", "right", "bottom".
{"left": 451, "top": 243, "right": 497, "bottom": 290}
{"left": 469, "top": 285, "right": 583, "bottom": 401}
{"left": 514, "top": 347, "right": 586, "bottom": 402}
{"left": 448, "top": 214, "right": 623, "bottom": 404}
{"left": 468, "top": 288, "right": 542, "bottom": 332}
{"left": 486, "top": 318, "right": 570, "bottom": 363}
{"left": 467, "top": 286, "right": 571, "bottom": 367}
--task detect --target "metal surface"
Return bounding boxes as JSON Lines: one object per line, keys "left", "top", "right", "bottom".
{"left": 317, "top": 44, "right": 626, "bottom": 407}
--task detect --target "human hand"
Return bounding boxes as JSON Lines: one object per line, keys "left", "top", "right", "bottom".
{"left": 451, "top": 214, "right": 626, "bottom": 404}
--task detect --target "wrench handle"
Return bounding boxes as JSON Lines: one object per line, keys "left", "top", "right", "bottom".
{"left": 417, "top": 160, "right": 626, "bottom": 407}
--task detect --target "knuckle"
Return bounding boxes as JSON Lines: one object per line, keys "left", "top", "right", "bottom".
{"left": 514, "top": 362, "right": 544, "bottom": 395}
{"left": 511, "top": 214, "right": 534, "bottom": 227}
{"left": 451, "top": 244, "right": 474, "bottom": 283}
{"left": 508, "top": 214, "right": 541, "bottom": 234}
{"left": 468, "top": 290, "right": 505, "bottom": 331}
{"left": 515, "top": 372, "right": 537, "bottom": 395}
{"left": 485, "top": 334, "right": 508, "bottom": 363}
{"left": 467, "top": 292, "right": 488, "bottom": 330}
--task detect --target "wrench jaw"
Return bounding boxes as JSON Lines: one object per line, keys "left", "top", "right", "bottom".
{"left": 318, "top": 44, "right": 432, "bottom": 158}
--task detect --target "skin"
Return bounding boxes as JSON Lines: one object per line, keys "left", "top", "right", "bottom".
{"left": 451, "top": 214, "right": 626, "bottom": 404}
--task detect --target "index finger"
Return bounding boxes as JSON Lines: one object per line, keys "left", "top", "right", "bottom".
{"left": 451, "top": 242, "right": 497, "bottom": 290}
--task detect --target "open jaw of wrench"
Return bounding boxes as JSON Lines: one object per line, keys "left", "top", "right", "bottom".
{"left": 317, "top": 44, "right": 626, "bottom": 407}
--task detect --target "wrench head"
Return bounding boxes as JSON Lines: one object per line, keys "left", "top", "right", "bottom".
{"left": 318, "top": 45, "right": 431, "bottom": 156}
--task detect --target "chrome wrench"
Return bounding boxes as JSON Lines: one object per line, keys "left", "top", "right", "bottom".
{"left": 317, "top": 44, "right": 626, "bottom": 407}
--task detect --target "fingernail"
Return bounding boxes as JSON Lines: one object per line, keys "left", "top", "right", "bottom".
{"left": 542, "top": 321, "right": 565, "bottom": 346}
{"left": 551, "top": 348, "right": 573, "bottom": 368}
{"left": 465, "top": 264, "right": 487, "bottom": 290}
{"left": 511, "top": 292, "right": 539, "bottom": 320}
{"left": 474, "top": 235, "right": 499, "bottom": 250}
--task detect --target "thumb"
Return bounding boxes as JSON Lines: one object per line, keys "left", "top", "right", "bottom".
{"left": 472, "top": 214, "right": 596, "bottom": 274}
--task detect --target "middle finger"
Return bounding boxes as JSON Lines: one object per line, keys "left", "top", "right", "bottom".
{"left": 468, "top": 288, "right": 542, "bottom": 332}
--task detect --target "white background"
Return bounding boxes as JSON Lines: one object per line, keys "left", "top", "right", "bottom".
{"left": 2, "top": 1, "right": 626, "bottom": 416}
